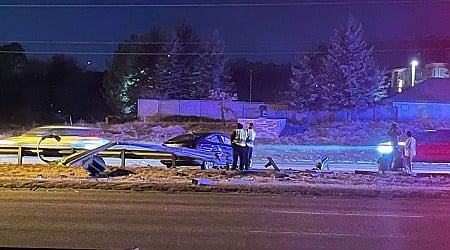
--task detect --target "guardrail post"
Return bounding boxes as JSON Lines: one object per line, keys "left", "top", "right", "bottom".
{"left": 171, "top": 154, "right": 176, "bottom": 168}
{"left": 120, "top": 149, "right": 126, "bottom": 168}
{"left": 18, "top": 146, "right": 23, "bottom": 165}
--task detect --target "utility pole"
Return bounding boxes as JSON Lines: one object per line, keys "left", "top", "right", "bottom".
{"left": 249, "top": 69, "right": 253, "bottom": 102}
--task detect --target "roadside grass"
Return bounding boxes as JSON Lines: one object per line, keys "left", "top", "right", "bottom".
{"left": 1, "top": 164, "right": 450, "bottom": 199}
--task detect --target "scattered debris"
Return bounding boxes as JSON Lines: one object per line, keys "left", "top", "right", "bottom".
{"left": 274, "top": 172, "right": 288, "bottom": 178}
{"left": 192, "top": 178, "right": 217, "bottom": 186}
{"left": 82, "top": 155, "right": 107, "bottom": 177}
{"left": 354, "top": 170, "right": 379, "bottom": 175}
{"left": 106, "top": 168, "right": 136, "bottom": 177}
{"left": 308, "top": 171, "right": 322, "bottom": 178}
{"left": 264, "top": 157, "right": 280, "bottom": 171}
{"left": 229, "top": 178, "right": 255, "bottom": 185}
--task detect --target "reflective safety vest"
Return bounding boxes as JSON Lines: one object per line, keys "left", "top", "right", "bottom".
{"left": 232, "top": 129, "right": 247, "bottom": 147}
{"left": 246, "top": 129, "right": 256, "bottom": 147}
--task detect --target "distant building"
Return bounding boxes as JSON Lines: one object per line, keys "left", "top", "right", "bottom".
{"left": 384, "top": 78, "right": 450, "bottom": 121}
{"left": 390, "top": 67, "right": 409, "bottom": 94}
{"left": 423, "top": 63, "right": 449, "bottom": 79}
{"left": 389, "top": 62, "right": 449, "bottom": 94}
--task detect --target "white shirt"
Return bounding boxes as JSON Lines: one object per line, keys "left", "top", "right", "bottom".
{"left": 246, "top": 129, "right": 256, "bottom": 147}
{"left": 404, "top": 136, "right": 417, "bottom": 158}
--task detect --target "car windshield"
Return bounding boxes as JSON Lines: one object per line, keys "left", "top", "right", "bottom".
{"left": 167, "top": 134, "right": 203, "bottom": 142}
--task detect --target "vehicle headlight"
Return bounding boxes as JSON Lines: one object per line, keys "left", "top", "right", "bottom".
{"left": 377, "top": 142, "right": 393, "bottom": 154}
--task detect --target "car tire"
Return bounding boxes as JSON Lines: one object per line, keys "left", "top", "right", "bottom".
{"left": 201, "top": 161, "right": 214, "bottom": 170}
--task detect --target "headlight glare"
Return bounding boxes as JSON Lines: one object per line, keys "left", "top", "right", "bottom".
{"left": 377, "top": 142, "right": 393, "bottom": 154}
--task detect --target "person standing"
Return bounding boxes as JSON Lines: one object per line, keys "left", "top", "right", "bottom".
{"left": 404, "top": 131, "right": 417, "bottom": 174}
{"left": 388, "top": 123, "right": 401, "bottom": 149}
{"left": 231, "top": 123, "right": 247, "bottom": 171}
{"left": 387, "top": 123, "right": 402, "bottom": 170}
{"left": 244, "top": 123, "right": 256, "bottom": 170}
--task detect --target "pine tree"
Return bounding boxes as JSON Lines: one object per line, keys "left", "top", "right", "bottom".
{"left": 156, "top": 21, "right": 234, "bottom": 100}
{"left": 289, "top": 54, "right": 327, "bottom": 112}
{"left": 174, "top": 19, "right": 203, "bottom": 99}
{"left": 103, "top": 27, "right": 165, "bottom": 114}
{"left": 134, "top": 26, "right": 165, "bottom": 100}
{"left": 198, "top": 30, "right": 235, "bottom": 98}
{"left": 155, "top": 32, "right": 184, "bottom": 99}
{"left": 322, "top": 15, "right": 386, "bottom": 110}
{"left": 105, "top": 19, "right": 235, "bottom": 111}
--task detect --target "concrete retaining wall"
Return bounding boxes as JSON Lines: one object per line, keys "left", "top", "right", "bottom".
{"left": 238, "top": 118, "right": 286, "bottom": 139}
{"left": 138, "top": 99, "right": 450, "bottom": 122}
{"left": 393, "top": 102, "right": 450, "bottom": 121}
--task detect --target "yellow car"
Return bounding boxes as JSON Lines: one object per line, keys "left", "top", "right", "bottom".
{"left": 0, "top": 125, "right": 110, "bottom": 150}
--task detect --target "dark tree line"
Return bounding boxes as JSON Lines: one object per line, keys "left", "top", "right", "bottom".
{"left": 0, "top": 40, "right": 290, "bottom": 123}
{"left": 0, "top": 43, "right": 109, "bottom": 123}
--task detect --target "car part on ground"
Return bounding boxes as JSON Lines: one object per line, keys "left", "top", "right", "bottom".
{"left": 82, "top": 155, "right": 107, "bottom": 177}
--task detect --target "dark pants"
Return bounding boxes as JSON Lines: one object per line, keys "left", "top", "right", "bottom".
{"left": 390, "top": 146, "right": 403, "bottom": 171}
{"left": 244, "top": 146, "right": 254, "bottom": 170}
{"left": 232, "top": 144, "right": 246, "bottom": 170}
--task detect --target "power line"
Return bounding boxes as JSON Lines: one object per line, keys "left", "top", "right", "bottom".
{"left": 0, "top": 1, "right": 448, "bottom": 8}
{"left": 0, "top": 40, "right": 216, "bottom": 45}
{"left": 0, "top": 51, "right": 310, "bottom": 55}
{"left": 1, "top": 38, "right": 449, "bottom": 46}
{"left": 0, "top": 48, "right": 449, "bottom": 56}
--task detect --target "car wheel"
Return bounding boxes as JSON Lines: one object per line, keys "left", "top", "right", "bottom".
{"left": 201, "top": 161, "right": 214, "bottom": 170}
{"left": 161, "top": 160, "right": 177, "bottom": 168}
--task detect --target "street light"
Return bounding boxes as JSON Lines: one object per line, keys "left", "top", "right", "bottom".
{"left": 411, "top": 59, "right": 419, "bottom": 87}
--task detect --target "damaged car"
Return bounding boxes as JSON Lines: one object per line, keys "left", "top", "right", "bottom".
{"left": 161, "top": 132, "right": 232, "bottom": 168}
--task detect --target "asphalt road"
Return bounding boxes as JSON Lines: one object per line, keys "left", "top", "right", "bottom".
{"left": 1, "top": 190, "right": 450, "bottom": 249}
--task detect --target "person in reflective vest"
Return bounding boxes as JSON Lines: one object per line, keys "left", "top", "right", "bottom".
{"left": 244, "top": 123, "right": 256, "bottom": 170}
{"left": 231, "top": 123, "right": 247, "bottom": 171}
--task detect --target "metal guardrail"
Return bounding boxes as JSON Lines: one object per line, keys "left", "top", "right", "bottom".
{"left": 0, "top": 145, "right": 176, "bottom": 168}
{"left": 0, "top": 141, "right": 227, "bottom": 169}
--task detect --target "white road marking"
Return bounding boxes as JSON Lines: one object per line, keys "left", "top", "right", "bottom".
{"left": 250, "top": 231, "right": 298, "bottom": 234}
{"left": 249, "top": 231, "right": 356, "bottom": 237}
{"left": 248, "top": 231, "right": 415, "bottom": 238}
{"left": 271, "top": 210, "right": 424, "bottom": 218}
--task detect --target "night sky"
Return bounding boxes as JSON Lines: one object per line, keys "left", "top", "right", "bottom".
{"left": 1, "top": 0, "right": 449, "bottom": 70}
